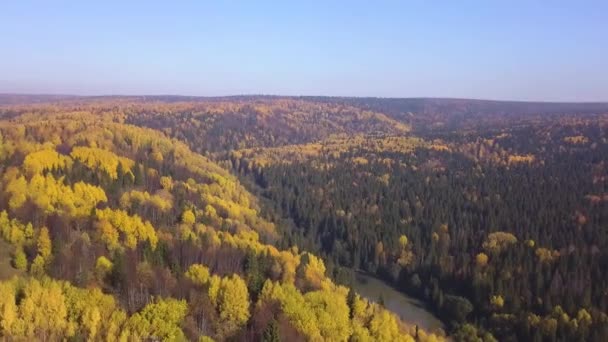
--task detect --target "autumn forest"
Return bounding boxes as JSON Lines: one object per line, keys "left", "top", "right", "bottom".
{"left": 0, "top": 95, "right": 607, "bottom": 341}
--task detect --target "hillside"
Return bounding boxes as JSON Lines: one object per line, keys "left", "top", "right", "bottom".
{"left": 3, "top": 94, "right": 607, "bottom": 141}
{"left": 315, "top": 97, "right": 608, "bottom": 130}
{"left": 223, "top": 102, "right": 608, "bottom": 341}
{"left": 1, "top": 96, "right": 608, "bottom": 341}
{"left": 0, "top": 108, "right": 445, "bottom": 341}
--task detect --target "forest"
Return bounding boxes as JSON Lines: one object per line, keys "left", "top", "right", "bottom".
{"left": 0, "top": 95, "right": 607, "bottom": 341}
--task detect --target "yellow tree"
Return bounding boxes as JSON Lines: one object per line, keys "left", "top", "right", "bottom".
{"left": 490, "top": 295, "right": 504, "bottom": 309}
{"left": 476, "top": 252, "right": 489, "bottom": 267}
{"left": 298, "top": 252, "right": 326, "bottom": 290}
{"left": 127, "top": 298, "right": 188, "bottom": 341}
{"left": 182, "top": 209, "right": 196, "bottom": 225}
{"left": 12, "top": 246, "right": 27, "bottom": 271}
{"left": 185, "top": 264, "right": 210, "bottom": 286}
{"left": 70, "top": 146, "right": 134, "bottom": 180}
{"left": 95, "top": 209, "right": 158, "bottom": 250}
{"left": 304, "top": 288, "right": 352, "bottom": 341}
{"left": 0, "top": 281, "right": 18, "bottom": 335}
{"left": 30, "top": 256, "right": 46, "bottom": 277}
{"left": 398, "top": 235, "right": 408, "bottom": 248}
{"left": 95, "top": 256, "right": 114, "bottom": 282}
{"left": 209, "top": 274, "right": 250, "bottom": 338}
{"left": 37, "top": 227, "right": 52, "bottom": 260}
{"left": 23, "top": 149, "right": 72, "bottom": 177}
{"left": 368, "top": 310, "right": 404, "bottom": 342}
{"left": 397, "top": 234, "right": 414, "bottom": 267}
{"left": 17, "top": 278, "right": 69, "bottom": 338}
{"left": 159, "top": 176, "right": 173, "bottom": 190}
{"left": 482, "top": 232, "right": 517, "bottom": 253}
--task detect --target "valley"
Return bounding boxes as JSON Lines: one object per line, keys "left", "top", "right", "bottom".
{"left": 352, "top": 272, "right": 445, "bottom": 334}
{"left": 3, "top": 1, "right": 606, "bottom": 340}
{"left": 0, "top": 95, "right": 607, "bottom": 341}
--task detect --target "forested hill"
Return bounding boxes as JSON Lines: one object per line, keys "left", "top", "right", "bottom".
{"left": 2, "top": 94, "right": 606, "bottom": 150}
{"left": 1, "top": 96, "right": 608, "bottom": 341}
{"left": 2, "top": 93, "right": 607, "bottom": 128}
{"left": 312, "top": 97, "right": 608, "bottom": 131}
{"left": 311, "top": 96, "right": 608, "bottom": 117}
{"left": 0, "top": 94, "right": 80, "bottom": 105}
{"left": 0, "top": 105, "right": 445, "bottom": 341}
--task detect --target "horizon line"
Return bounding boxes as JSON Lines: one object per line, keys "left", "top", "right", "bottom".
{"left": 2, "top": 92, "right": 608, "bottom": 105}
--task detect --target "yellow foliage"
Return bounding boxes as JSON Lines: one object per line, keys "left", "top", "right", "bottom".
{"left": 96, "top": 220, "right": 120, "bottom": 251}
{"left": 399, "top": 235, "right": 408, "bottom": 249}
{"left": 235, "top": 135, "right": 423, "bottom": 168}
{"left": 4, "top": 174, "right": 107, "bottom": 217}
{"left": 482, "top": 231, "right": 518, "bottom": 253}
{"left": 300, "top": 252, "right": 327, "bottom": 290}
{"left": 490, "top": 295, "right": 505, "bottom": 309}
{"left": 535, "top": 247, "right": 560, "bottom": 263}
{"left": 0, "top": 102, "right": 456, "bottom": 342}
{"left": 95, "top": 208, "right": 158, "bottom": 250}
{"left": 207, "top": 274, "right": 250, "bottom": 338}
{"left": 476, "top": 252, "right": 489, "bottom": 267}
{"left": 577, "top": 308, "right": 592, "bottom": 325}
{"left": 185, "top": 264, "right": 210, "bottom": 286}
{"left": 36, "top": 227, "right": 52, "bottom": 260}
{"left": 182, "top": 209, "right": 196, "bottom": 225}
{"left": 126, "top": 298, "right": 188, "bottom": 341}
{"left": 369, "top": 310, "right": 403, "bottom": 341}
{"left": 150, "top": 150, "right": 164, "bottom": 163}
{"left": 397, "top": 249, "right": 414, "bottom": 267}
{"left": 258, "top": 280, "right": 322, "bottom": 339}
{"left": 95, "top": 256, "right": 113, "bottom": 280}
{"left": 119, "top": 190, "right": 173, "bottom": 213}
{"left": 353, "top": 157, "right": 369, "bottom": 165}
{"left": 23, "top": 149, "right": 73, "bottom": 176}
{"left": 0, "top": 277, "right": 127, "bottom": 339}
{"left": 564, "top": 135, "right": 589, "bottom": 145}
{"left": 432, "top": 232, "right": 439, "bottom": 242}
{"left": 428, "top": 143, "right": 451, "bottom": 152}
{"left": 258, "top": 280, "right": 421, "bottom": 342}
{"left": 12, "top": 246, "right": 28, "bottom": 271}
{"left": 507, "top": 154, "right": 535, "bottom": 165}
{"left": 159, "top": 176, "right": 173, "bottom": 190}
{"left": 304, "top": 288, "right": 352, "bottom": 341}
{"left": 70, "top": 146, "right": 134, "bottom": 180}
{"left": 30, "top": 255, "right": 46, "bottom": 277}
{"left": 0, "top": 211, "right": 33, "bottom": 245}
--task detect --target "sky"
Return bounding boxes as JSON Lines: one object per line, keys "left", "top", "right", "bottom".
{"left": 0, "top": 1, "right": 607, "bottom": 101}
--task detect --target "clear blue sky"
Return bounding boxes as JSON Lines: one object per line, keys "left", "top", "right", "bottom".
{"left": 1, "top": 1, "right": 606, "bottom": 101}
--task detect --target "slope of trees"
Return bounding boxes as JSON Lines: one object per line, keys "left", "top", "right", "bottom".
{"left": 0, "top": 108, "right": 442, "bottom": 341}
{"left": 1, "top": 96, "right": 607, "bottom": 340}
{"left": 230, "top": 115, "right": 608, "bottom": 341}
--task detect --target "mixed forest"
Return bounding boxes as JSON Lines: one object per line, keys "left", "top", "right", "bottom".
{"left": 0, "top": 95, "right": 607, "bottom": 341}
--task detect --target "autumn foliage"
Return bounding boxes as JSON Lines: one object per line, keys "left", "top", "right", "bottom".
{"left": 0, "top": 101, "right": 444, "bottom": 341}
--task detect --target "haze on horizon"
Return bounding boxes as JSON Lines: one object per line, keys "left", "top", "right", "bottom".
{"left": 1, "top": 1, "right": 607, "bottom": 102}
